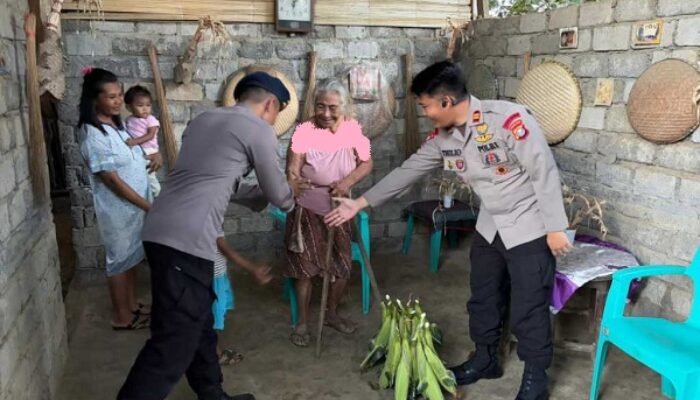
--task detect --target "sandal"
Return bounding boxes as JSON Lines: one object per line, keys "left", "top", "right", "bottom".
{"left": 132, "top": 302, "right": 151, "bottom": 316}
{"left": 290, "top": 331, "right": 311, "bottom": 347}
{"left": 218, "top": 349, "right": 244, "bottom": 366}
{"left": 112, "top": 313, "right": 150, "bottom": 331}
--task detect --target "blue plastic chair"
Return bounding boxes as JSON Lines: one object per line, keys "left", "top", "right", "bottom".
{"left": 401, "top": 200, "right": 478, "bottom": 273}
{"left": 590, "top": 247, "right": 700, "bottom": 400}
{"left": 269, "top": 207, "right": 372, "bottom": 326}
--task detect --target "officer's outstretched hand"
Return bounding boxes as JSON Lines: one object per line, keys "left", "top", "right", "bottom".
{"left": 547, "top": 231, "right": 573, "bottom": 257}
{"left": 324, "top": 197, "right": 368, "bottom": 227}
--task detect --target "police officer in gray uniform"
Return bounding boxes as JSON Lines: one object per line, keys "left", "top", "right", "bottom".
{"left": 325, "top": 61, "right": 572, "bottom": 400}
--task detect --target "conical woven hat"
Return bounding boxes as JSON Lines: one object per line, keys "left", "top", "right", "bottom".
{"left": 516, "top": 61, "right": 582, "bottom": 145}
{"left": 223, "top": 65, "right": 299, "bottom": 137}
{"left": 627, "top": 59, "right": 700, "bottom": 144}
{"left": 468, "top": 64, "right": 498, "bottom": 100}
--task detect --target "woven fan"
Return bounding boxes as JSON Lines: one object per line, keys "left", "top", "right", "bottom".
{"left": 223, "top": 65, "right": 300, "bottom": 137}
{"left": 627, "top": 59, "right": 700, "bottom": 144}
{"left": 516, "top": 61, "right": 582, "bottom": 145}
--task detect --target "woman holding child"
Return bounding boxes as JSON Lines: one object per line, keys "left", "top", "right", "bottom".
{"left": 77, "top": 68, "right": 160, "bottom": 330}
{"left": 285, "top": 78, "right": 373, "bottom": 347}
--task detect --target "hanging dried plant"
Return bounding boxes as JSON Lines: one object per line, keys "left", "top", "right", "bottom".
{"left": 441, "top": 17, "right": 472, "bottom": 61}
{"left": 562, "top": 184, "right": 609, "bottom": 238}
{"left": 175, "top": 16, "right": 233, "bottom": 84}
{"left": 71, "top": 0, "right": 104, "bottom": 36}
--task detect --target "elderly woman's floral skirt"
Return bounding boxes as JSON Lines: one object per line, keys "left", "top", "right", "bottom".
{"left": 283, "top": 206, "right": 352, "bottom": 280}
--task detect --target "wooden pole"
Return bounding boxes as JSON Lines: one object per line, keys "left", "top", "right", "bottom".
{"left": 302, "top": 51, "right": 317, "bottom": 120}
{"left": 404, "top": 53, "right": 420, "bottom": 159}
{"left": 524, "top": 51, "right": 532, "bottom": 74}
{"left": 148, "top": 44, "right": 179, "bottom": 170}
{"left": 24, "top": 13, "right": 49, "bottom": 204}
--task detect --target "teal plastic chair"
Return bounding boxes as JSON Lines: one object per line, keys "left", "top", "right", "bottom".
{"left": 401, "top": 200, "right": 478, "bottom": 273}
{"left": 590, "top": 247, "right": 700, "bottom": 400}
{"left": 269, "top": 207, "right": 371, "bottom": 326}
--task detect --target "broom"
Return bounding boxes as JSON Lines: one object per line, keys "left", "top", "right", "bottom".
{"left": 302, "top": 51, "right": 317, "bottom": 120}
{"left": 25, "top": 13, "right": 49, "bottom": 204}
{"left": 403, "top": 53, "right": 420, "bottom": 159}
{"left": 148, "top": 44, "right": 179, "bottom": 170}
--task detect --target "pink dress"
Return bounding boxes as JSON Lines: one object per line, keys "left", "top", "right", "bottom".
{"left": 290, "top": 119, "right": 371, "bottom": 215}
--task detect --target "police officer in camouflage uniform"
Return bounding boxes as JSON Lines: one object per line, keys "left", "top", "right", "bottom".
{"left": 325, "top": 61, "right": 573, "bottom": 400}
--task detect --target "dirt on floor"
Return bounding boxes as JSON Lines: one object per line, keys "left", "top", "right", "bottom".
{"left": 57, "top": 236, "right": 661, "bottom": 400}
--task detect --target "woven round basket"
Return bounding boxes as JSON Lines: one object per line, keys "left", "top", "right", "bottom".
{"left": 467, "top": 64, "right": 498, "bottom": 100}
{"left": 627, "top": 59, "right": 700, "bottom": 144}
{"left": 516, "top": 61, "right": 582, "bottom": 145}
{"left": 223, "top": 65, "right": 299, "bottom": 137}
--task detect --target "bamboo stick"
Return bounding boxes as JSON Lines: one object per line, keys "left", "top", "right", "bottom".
{"left": 404, "top": 53, "right": 420, "bottom": 159}
{"left": 302, "top": 51, "right": 317, "bottom": 121}
{"left": 24, "top": 13, "right": 49, "bottom": 204}
{"left": 148, "top": 45, "right": 179, "bottom": 170}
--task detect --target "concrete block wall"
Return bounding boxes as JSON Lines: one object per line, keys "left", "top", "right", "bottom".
{"left": 58, "top": 21, "right": 448, "bottom": 270}
{"left": 461, "top": 0, "right": 700, "bottom": 319}
{"left": 0, "top": 0, "right": 68, "bottom": 398}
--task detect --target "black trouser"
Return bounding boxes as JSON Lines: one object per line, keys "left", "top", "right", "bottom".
{"left": 467, "top": 233, "right": 555, "bottom": 369}
{"left": 117, "top": 242, "right": 222, "bottom": 400}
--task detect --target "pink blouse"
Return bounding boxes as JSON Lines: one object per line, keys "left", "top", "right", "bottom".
{"left": 290, "top": 119, "right": 371, "bottom": 216}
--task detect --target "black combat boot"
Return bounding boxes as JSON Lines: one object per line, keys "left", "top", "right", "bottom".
{"left": 515, "top": 364, "right": 549, "bottom": 400}
{"left": 448, "top": 344, "right": 504, "bottom": 386}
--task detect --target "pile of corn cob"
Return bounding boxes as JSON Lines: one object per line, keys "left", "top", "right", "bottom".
{"left": 361, "top": 296, "right": 458, "bottom": 400}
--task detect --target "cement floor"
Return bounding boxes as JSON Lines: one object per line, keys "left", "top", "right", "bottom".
{"left": 57, "top": 237, "right": 661, "bottom": 400}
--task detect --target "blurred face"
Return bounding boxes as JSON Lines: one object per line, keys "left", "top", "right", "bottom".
{"left": 314, "top": 91, "right": 343, "bottom": 130}
{"left": 128, "top": 95, "right": 152, "bottom": 118}
{"left": 96, "top": 82, "right": 123, "bottom": 117}
{"left": 417, "top": 93, "right": 453, "bottom": 130}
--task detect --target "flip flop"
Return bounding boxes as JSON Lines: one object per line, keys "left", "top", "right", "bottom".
{"left": 112, "top": 313, "right": 150, "bottom": 331}
{"left": 290, "top": 331, "right": 311, "bottom": 347}
{"left": 218, "top": 349, "right": 244, "bottom": 366}
{"left": 132, "top": 302, "right": 151, "bottom": 316}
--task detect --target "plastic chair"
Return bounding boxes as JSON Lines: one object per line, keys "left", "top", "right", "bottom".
{"left": 590, "top": 247, "right": 700, "bottom": 400}
{"left": 401, "top": 200, "right": 478, "bottom": 273}
{"left": 269, "top": 207, "right": 372, "bottom": 326}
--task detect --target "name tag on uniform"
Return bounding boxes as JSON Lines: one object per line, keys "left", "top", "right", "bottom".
{"left": 441, "top": 149, "right": 462, "bottom": 157}
{"left": 444, "top": 157, "right": 465, "bottom": 172}
{"left": 477, "top": 142, "right": 500, "bottom": 153}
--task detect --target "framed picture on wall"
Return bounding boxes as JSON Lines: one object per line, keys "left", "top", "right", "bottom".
{"left": 594, "top": 78, "right": 615, "bottom": 106}
{"left": 559, "top": 27, "right": 578, "bottom": 49}
{"left": 632, "top": 20, "right": 663, "bottom": 47}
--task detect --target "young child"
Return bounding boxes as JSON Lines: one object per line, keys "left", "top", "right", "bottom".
{"left": 124, "top": 85, "right": 161, "bottom": 197}
{"left": 213, "top": 235, "right": 273, "bottom": 365}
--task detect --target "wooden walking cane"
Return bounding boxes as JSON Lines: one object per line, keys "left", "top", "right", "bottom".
{"left": 315, "top": 198, "right": 337, "bottom": 357}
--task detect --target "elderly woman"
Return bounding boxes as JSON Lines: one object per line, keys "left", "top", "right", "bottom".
{"left": 285, "top": 78, "right": 373, "bottom": 347}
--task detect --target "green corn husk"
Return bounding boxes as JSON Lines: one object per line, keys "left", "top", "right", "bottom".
{"left": 361, "top": 296, "right": 455, "bottom": 399}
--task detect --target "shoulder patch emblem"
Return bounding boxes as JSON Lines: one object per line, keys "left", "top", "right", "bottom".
{"left": 503, "top": 112, "right": 529, "bottom": 141}
{"left": 425, "top": 128, "right": 439, "bottom": 142}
